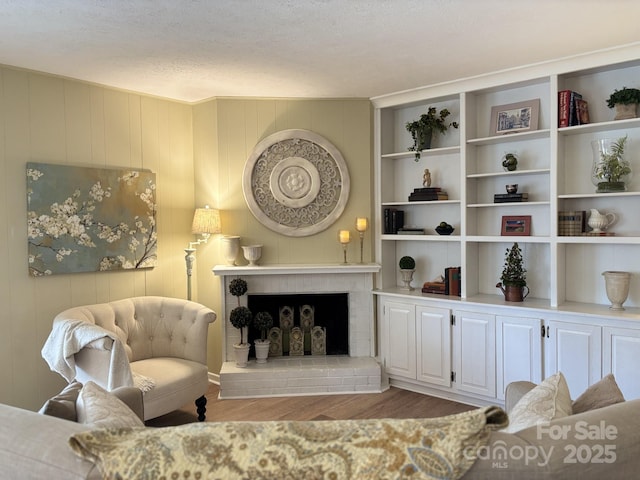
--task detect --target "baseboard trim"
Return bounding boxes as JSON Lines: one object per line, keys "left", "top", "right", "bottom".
{"left": 208, "top": 371, "right": 220, "bottom": 385}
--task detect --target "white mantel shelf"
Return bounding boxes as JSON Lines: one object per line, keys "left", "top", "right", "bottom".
{"left": 212, "top": 263, "right": 381, "bottom": 277}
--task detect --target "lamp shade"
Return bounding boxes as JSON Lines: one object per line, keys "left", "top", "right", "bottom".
{"left": 191, "top": 206, "right": 221, "bottom": 234}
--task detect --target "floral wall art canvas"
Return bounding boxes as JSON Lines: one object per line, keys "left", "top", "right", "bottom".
{"left": 26, "top": 162, "right": 157, "bottom": 276}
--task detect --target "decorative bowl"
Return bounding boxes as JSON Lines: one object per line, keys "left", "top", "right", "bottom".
{"left": 435, "top": 225, "right": 454, "bottom": 235}
{"left": 241, "top": 245, "right": 263, "bottom": 266}
{"left": 506, "top": 184, "right": 518, "bottom": 194}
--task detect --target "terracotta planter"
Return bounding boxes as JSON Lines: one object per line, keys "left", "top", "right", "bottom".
{"left": 496, "top": 282, "right": 529, "bottom": 302}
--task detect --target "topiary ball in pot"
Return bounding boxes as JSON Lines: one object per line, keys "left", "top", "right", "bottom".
{"left": 230, "top": 306, "right": 252, "bottom": 345}
{"left": 399, "top": 256, "right": 416, "bottom": 270}
{"left": 253, "top": 311, "right": 274, "bottom": 341}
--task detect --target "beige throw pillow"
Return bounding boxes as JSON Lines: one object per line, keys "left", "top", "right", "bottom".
{"left": 572, "top": 373, "right": 625, "bottom": 414}
{"left": 503, "top": 372, "right": 572, "bottom": 433}
{"left": 76, "top": 381, "right": 144, "bottom": 428}
{"left": 38, "top": 381, "right": 83, "bottom": 421}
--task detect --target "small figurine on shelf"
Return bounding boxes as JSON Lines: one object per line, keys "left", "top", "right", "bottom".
{"left": 423, "top": 168, "right": 432, "bottom": 187}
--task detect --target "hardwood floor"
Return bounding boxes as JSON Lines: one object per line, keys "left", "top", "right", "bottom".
{"left": 145, "top": 383, "right": 475, "bottom": 427}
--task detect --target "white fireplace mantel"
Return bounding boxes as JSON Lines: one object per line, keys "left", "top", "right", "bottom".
{"left": 212, "top": 263, "right": 381, "bottom": 277}
{"left": 212, "top": 263, "right": 382, "bottom": 398}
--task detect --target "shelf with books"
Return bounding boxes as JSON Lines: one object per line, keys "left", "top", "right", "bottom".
{"left": 382, "top": 234, "right": 460, "bottom": 242}
{"left": 467, "top": 201, "right": 550, "bottom": 208}
{"left": 374, "top": 43, "right": 640, "bottom": 312}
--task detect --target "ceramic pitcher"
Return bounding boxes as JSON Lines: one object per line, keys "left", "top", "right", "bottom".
{"left": 587, "top": 209, "right": 616, "bottom": 233}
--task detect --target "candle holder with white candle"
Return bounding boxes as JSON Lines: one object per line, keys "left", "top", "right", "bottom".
{"left": 338, "top": 230, "right": 351, "bottom": 264}
{"left": 355, "top": 217, "right": 368, "bottom": 263}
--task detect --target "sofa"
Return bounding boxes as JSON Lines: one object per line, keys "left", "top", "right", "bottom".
{"left": 41, "top": 296, "right": 216, "bottom": 421}
{"left": 1, "top": 376, "right": 639, "bottom": 479}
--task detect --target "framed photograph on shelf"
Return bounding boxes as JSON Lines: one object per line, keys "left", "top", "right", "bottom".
{"left": 490, "top": 99, "right": 540, "bottom": 135}
{"left": 501, "top": 215, "right": 531, "bottom": 236}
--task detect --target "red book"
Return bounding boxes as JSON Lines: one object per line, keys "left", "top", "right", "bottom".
{"left": 558, "top": 90, "right": 571, "bottom": 127}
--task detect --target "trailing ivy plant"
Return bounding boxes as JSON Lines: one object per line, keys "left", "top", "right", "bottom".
{"left": 406, "top": 107, "right": 459, "bottom": 161}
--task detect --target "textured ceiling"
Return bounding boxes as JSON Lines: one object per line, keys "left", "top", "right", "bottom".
{"left": 0, "top": 0, "right": 639, "bottom": 103}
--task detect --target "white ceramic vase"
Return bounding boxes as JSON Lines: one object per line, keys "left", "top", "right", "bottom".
{"left": 254, "top": 339, "right": 271, "bottom": 363}
{"left": 221, "top": 235, "right": 241, "bottom": 266}
{"left": 242, "top": 244, "right": 263, "bottom": 266}
{"left": 602, "top": 271, "right": 631, "bottom": 311}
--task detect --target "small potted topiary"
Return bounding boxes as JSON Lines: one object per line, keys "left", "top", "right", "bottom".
{"left": 502, "top": 152, "right": 518, "bottom": 172}
{"left": 229, "top": 278, "right": 252, "bottom": 367}
{"left": 252, "top": 311, "right": 274, "bottom": 363}
{"left": 496, "top": 242, "right": 529, "bottom": 302}
{"left": 406, "top": 107, "right": 459, "bottom": 161}
{"left": 606, "top": 87, "right": 640, "bottom": 120}
{"left": 398, "top": 255, "right": 416, "bottom": 291}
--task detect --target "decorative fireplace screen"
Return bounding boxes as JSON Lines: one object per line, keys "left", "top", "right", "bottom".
{"left": 247, "top": 293, "right": 349, "bottom": 358}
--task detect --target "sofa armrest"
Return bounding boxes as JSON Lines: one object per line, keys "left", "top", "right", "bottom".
{"left": 464, "top": 399, "right": 640, "bottom": 480}
{"left": 505, "top": 381, "right": 536, "bottom": 413}
{"left": 110, "top": 386, "right": 144, "bottom": 421}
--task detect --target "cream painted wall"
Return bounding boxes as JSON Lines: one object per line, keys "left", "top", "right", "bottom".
{"left": 192, "top": 98, "right": 373, "bottom": 375}
{"left": 0, "top": 67, "right": 373, "bottom": 410}
{"left": 0, "top": 66, "right": 196, "bottom": 410}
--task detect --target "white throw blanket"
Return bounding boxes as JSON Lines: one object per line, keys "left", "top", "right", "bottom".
{"left": 41, "top": 318, "right": 135, "bottom": 390}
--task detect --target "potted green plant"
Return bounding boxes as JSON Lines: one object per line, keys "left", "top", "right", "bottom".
{"left": 229, "top": 278, "right": 252, "bottom": 367}
{"left": 399, "top": 255, "right": 416, "bottom": 290}
{"left": 591, "top": 135, "right": 631, "bottom": 193}
{"left": 502, "top": 152, "right": 518, "bottom": 171}
{"left": 252, "top": 311, "right": 274, "bottom": 363}
{"left": 606, "top": 87, "right": 640, "bottom": 120}
{"left": 496, "top": 242, "right": 529, "bottom": 302}
{"left": 406, "top": 107, "right": 459, "bottom": 161}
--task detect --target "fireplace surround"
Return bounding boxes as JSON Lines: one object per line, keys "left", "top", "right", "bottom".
{"left": 213, "top": 263, "right": 382, "bottom": 398}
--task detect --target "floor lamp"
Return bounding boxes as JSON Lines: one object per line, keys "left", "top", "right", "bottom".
{"left": 185, "top": 205, "right": 221, "bottom": 301}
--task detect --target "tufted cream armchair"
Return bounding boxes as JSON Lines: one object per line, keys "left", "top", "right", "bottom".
{"left": 42, "top": 296, "right": 216, "bottom": 421}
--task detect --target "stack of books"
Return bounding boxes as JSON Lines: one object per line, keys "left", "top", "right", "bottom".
{"left": 408, "top": 187, "right": 449, "bottom": 201}
{"left": 397, "top": 227, "right": 424, "bottom": 235}
{"left": 558, "top": 210, "right": 586, "bottom": 236}
{"left": 422, "top": 282, "right": 446, "bottom": 294}
{"left": 494, "top": 192, "right": 529, "bottom": 203}
{"left": 445, "top": 266, "right": 461, "bottom": 297}
{"left": 421, "top": 266, "right": 461, "bottom": 296}
{"left": 558, "top": 90, "right": 589, "bottom": 127}
{"left": 383, "top": 208, "right": 404, "bottom": 234}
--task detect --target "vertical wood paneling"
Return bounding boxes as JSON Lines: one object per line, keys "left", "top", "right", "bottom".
{"left": 0, "top": 67, "right": 196, "bottom": 409}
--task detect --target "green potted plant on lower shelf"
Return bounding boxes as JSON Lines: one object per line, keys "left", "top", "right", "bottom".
{"left": 496, "top": 242, "right": 529, "bottom": 302}
{"left": 606, "top": 87, "right": 640, "bottom": 120}
{"left": 406, "top": 107, "right": 459, "bottom": 161}
{"left": 252, "top": 311, "right": 274, "bottom": 364}
{"left": 399, "top": 255, "right": 416, "bottom": 291}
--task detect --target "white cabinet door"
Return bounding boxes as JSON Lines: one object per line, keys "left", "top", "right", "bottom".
{"left": 496, "top": 315, "right": 543, "bottom": 400}
{"left": 603, "top": 326, "right": 640, "bottom": 400}
{"left": 454, "top": 310, "right": 496, "bottom": 398}
{"left": 416, "top": 305, "right": 451, "bottom": 387}
{"left": 545, "top": 320, "right": 602, "bottom": 399}
{"left": 383, "top": 300, "right": 416, "bottom": 379}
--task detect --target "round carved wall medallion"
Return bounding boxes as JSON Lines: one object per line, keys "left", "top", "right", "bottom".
{"left": 242, "top": 129, "right": 350, "bottom": 237}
